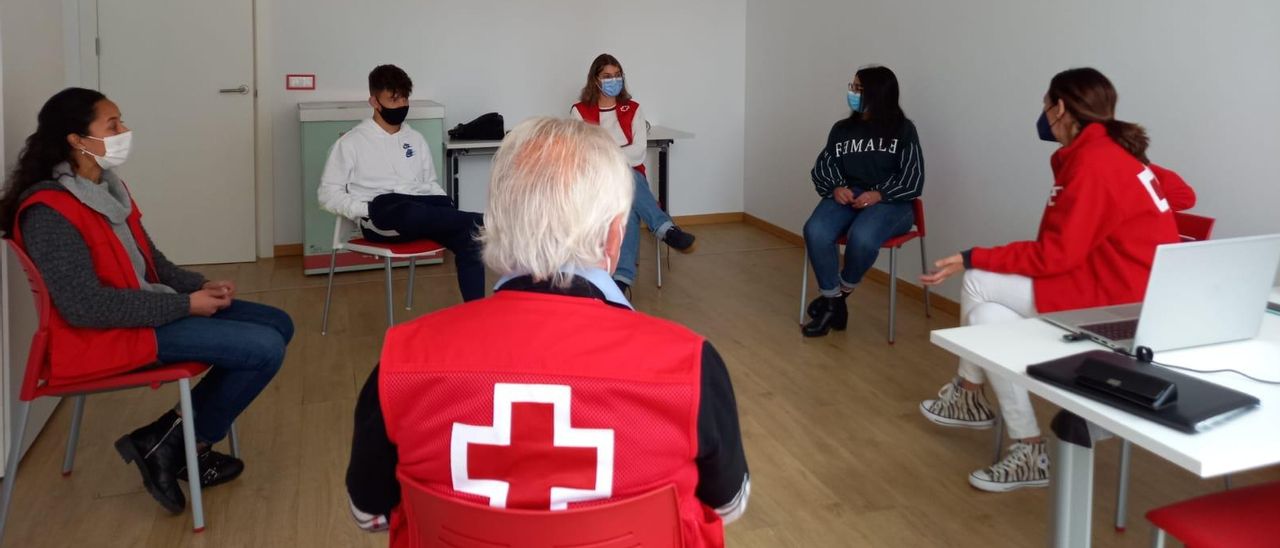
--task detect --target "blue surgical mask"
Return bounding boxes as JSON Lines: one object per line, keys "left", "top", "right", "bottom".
{"left": 1037, "top": 110, "right": 1057, "bottom": 142}
{"left": 847, "top": 91, "right": 863, "bottom": 112}
{"left": 600, "top": 77, "right": 624, "bottom": 98}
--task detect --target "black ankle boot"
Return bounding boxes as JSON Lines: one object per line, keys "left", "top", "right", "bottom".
{"left": 802, "top": 295, "right": 848, "bottom": 337}
{"left": 179, "top": 448, "right": 245, "bottom": 488}
{"left": 114, "top": 410, "right": 187, "bottom": 514}
{"left": 807, "top": 289, "right": 852, "bottom": 319}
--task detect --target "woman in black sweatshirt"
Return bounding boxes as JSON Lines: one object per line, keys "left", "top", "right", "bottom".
{"left": 802, "top": 65, "right": 925, "bottom": 337}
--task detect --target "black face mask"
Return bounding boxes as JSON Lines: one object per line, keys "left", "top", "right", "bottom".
{"left": 1037, "top": 110, "right": 1058, "bottom": 142}
{"left": 378, "top": 101, "right": 410, "bottom": 126}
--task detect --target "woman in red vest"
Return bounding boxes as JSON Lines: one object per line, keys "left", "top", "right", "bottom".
{"left": 0, "top": 88, "right": 293, "bottom": 514}
{"left": 916, "top": 68, "right": 1196, "bottom": 492}
{"left": 570, "top": 53, "right": 697, "bottom": 296}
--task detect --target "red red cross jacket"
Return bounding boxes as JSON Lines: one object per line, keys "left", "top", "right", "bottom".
{"left": 970, "top": 123, "right": 1197, "bottom": 313}
{"left": 13, "top": 190, "right": 160, "bottom": 386}
{"left": 375, "top": 279, "right": 745, "bottom": 547}
{"left": 573, "top": 100, "right": 647, "bottom": 176}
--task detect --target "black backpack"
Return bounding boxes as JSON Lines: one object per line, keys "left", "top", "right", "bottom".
{"left": 448, "top": 112, "right": 505, "bottom": 141}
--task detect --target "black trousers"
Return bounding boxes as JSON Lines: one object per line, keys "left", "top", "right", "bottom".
{"left": 364, "top": 193, "right": 485, "bottom": 301}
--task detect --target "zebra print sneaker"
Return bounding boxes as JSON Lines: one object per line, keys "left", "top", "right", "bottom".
{"left": 919, "top": 377, "right": 997, "bottom": 429}
{"left": 969, "top": 440, "right": 1051, "bottom": 492}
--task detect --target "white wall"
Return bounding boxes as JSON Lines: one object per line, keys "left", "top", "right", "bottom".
{"left": 265, "top": 0, "right": 746, "bottom": 245}
{"left": 0, "top": 0, "right": 69, "bottom": 465}
{"left": 745, "top": 0, "right": 1280, "bottom": 300}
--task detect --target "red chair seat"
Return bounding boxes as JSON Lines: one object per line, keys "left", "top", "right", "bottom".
{"left": 34, "top": 362, "right": 209, "bottom": 399}
{"left": 1146, "top": 480, "right": 1280, "bottom": 548}
{"left": 882, "top": 230, "right": 922, "bottom": 249}
{"left": 345, "top": 238, "right": 445, "bottom": 257}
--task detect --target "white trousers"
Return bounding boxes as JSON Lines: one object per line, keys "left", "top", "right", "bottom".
{"left": 955, "top": 269, "right": 1042, "bottom": 439}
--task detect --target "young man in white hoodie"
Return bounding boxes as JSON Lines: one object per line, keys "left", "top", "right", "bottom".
{"left": 319, "top": 65, "right": 485, "bottom": 301}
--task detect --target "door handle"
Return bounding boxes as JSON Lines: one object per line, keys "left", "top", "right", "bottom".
{"left": 219, "top": 85, "right": 249, "bottom": 95}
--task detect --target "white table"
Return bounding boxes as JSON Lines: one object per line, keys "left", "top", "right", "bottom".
{"left": 444, "top": 126, "right": 694, "bottom": 211}
{"left": 931, "top": 312, "right": 1280, "bottom": 547}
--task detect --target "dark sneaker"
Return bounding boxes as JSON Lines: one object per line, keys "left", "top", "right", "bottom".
{"left": 179, "top": 449, "right": 245, "bottom": 488}
{"left": 662, "top": 226, "right": 696, "bottom": 252}
{"left": 114, "top": 411, "right": 187, "bottom": 514}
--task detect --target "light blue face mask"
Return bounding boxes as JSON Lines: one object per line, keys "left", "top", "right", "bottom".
{"left": 600, "top": 77, "right": 625, "bottom": 98}
{"left": 847, "top": 91, "right": 863, "bottom": 112}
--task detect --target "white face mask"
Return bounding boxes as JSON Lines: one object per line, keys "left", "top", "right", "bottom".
{"left": 80, "top": 131, "right": 133, "bottom": 169}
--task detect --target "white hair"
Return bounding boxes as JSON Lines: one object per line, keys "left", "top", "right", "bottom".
{"left": 478, "top": 117, "right": 633, "bottom": 287}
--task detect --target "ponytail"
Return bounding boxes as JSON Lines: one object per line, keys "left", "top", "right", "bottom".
{"left": 1102, "top": 119, "right": 1150, "bottom": 165}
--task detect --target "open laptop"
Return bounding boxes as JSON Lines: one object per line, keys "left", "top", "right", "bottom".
{"left": 1041, "top": 234, "right": 1280, "bottom": 353}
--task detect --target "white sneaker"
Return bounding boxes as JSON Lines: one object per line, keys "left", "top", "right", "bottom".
{"left": 969, "top": 441, "right": 1051, "bottom": 492}
{"left": 920, "top": 377, "right": 997, "bottom": 429}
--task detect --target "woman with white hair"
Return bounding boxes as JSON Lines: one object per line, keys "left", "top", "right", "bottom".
{"left": 345, "top": 117, "right": 749, "bottom": 548}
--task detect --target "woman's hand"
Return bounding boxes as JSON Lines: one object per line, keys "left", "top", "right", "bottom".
{"left": 832, "top": 187, "right": 855, "bottom": 205}
{"left": 190, "top": 288, "right": 232, "bottom": 317}
{"left": 202, "top": 280, "right": 237, "bottom": 299}
{"left": 920, "top": 254, "right": 965, "bottom": 286}
{"left": 853, "top": 190, "right": 882, "bottom": 209}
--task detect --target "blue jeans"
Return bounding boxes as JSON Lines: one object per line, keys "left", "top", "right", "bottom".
{"left": 803, "top": 198, "right": 915, "bottom": 297}
{"left": 615, "top": 170, "right": 674, "bottom": 285}
{"left": 155, "top": 299, "right": 294, "bottom": 444}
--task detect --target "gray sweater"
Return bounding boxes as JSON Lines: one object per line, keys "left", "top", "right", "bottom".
{"left": 17, "top": 180, "right": 207, "bottom": 328}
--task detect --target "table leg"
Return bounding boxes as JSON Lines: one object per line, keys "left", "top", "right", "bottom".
{"left": 658, "top": 143, "right": 669, "bottom": 212}
{"left": 1050, "top": 411, "right": 1096, "bottom": 548}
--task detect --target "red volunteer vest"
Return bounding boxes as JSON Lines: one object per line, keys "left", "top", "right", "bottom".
{"left": 13, "top": 190, "right": 160, "bottom": 386}
{"left": 573, "top": 100, "right": 647, "bottom": 176}
{"left": 379, "top": 289, "right": 723, "bottom": 547}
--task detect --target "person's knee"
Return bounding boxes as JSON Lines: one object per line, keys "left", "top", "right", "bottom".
{"left": 967, "top": 302, "right": 1025, "bottom": 326}
{"left": 239, "top": 326, "right": 287, "bottom": 373}
{"left": 803, "top": 215, "right": 829, "bottom": 243}
{"left": 846, "top": 230, "right": 881, "bottom": 256}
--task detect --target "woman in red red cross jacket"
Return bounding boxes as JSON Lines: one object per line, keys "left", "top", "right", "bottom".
{"left": 916, "top": 67, "right": 1197, "bottom": 493}
{"left": 345, "top": 117, "right": 749, "bottom": 547}
{"left": 570, "top": 53, "right": 697, "bottom": 296}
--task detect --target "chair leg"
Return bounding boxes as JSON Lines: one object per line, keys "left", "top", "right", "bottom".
{"left": 1116, "top": 439, "right": 1133, "bottom": 531}
{"left": 405, "top": 260, "right": 416, "bottom": 310}
{"left": 656, "top": 238, "right": 663, "bottom": 289}
{"left": 61, "top": 395, "right": 87, "bottom": 476}
{"left": 228, "top": 422, "right": 240, "bottom": 459}
{"left": 888, "top": 247, "right": 899, "bottom": 344}
{"left": 0, "top": 401, "right": 32, "bottom": 544}
{"left": 919, "top": 236, "right": 932, "bottom": 318}
{"left": 178, "top": 379, "right": 206, "bottom": 532}
{"left": 384, "top": 257, "right": 395, "bottom": 327}
{"left": 992, "top": 414, "right": 1005, "bottom": 464}
{"left": 1151, "top": 527, "right": 1166, "bottom": 548}
{"left": 799, "top": 248, "right": 810, "bottom": 325}
{"left": 320, "top": 248, "right": 339, "bottom": 335}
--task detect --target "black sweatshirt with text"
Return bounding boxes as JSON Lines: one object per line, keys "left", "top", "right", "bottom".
{"left": 810, "top": 118, "right": 924, "bottom": 202}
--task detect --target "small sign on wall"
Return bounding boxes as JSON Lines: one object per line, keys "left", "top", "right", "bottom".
{"left": 286, "top": 74, "right": 316, "bottom": 90}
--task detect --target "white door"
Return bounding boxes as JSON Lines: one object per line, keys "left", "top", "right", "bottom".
{"left": 97, "top": 0, "right": 256, "bottom": 265}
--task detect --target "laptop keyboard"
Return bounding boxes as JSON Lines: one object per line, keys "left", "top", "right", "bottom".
{"left": 1079, "top": 319, "right": 1139, "bottom": 341}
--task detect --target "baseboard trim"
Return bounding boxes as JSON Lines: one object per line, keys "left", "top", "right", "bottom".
{"left": 673, "top": 212, "right": 744, "bottom": 226}
{"left": 743, "top": 213, "right": 959, "bottom": 316}
{"left": 273, "top": 243, "right": 303, "bottom": 257}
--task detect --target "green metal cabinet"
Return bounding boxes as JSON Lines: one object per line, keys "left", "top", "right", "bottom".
{"left": 298, "top": 101, "right": 445, "bottom": 274}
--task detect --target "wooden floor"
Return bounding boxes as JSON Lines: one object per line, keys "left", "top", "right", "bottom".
{"left": 4, "top": 222, "right": 1275, "bottom": 547}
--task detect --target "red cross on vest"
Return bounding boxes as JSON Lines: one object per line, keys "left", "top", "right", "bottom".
{"left": 451, "top": 383, "right": 615, "bottom": 510}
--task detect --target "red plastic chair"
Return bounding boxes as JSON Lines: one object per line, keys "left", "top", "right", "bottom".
{"left": 398, "top": 475, "right": 684, "bottom": 548}
{"left": 319, "top": 217, "right": 445, "bottom": 334}
{"left": 1146, "top": 479, "right": 1280, "bottom": 547}
{"left": 798, "top": 198, "right": 930, "bottom": 343}
{"left": 0, "top": 240, "right": 236, "bottom": 540}
{"left": 1174, "top": 211, "right": 1216, "bottom": 242}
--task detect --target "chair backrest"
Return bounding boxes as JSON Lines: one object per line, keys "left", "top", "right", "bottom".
{"left": 399, "top": 475, "right": 684, "bottom": 548}
{"left": 910, "top": 198, "right": 926, "bottom": 237}
{"left": 1174, "top": 212, "right": 1215, "bottom": 242}
{"left": 331, "top": 216, "right": 360, "bottom": 248}
{"left": 5, "top": 239, "right": 56, "bottom": 402}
